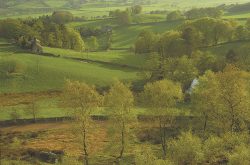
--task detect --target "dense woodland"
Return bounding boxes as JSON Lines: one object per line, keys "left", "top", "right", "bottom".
{"left": 0, "top": 0, "right": 250, "bottom": 165}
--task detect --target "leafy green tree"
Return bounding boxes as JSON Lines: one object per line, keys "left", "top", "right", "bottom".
{"left": 166, "top": 11, "right": 184, "bottom": 21}
{"left": 88, "top": 36, "right": 99, "bottom": 51}
{"left": 141, "top": 79, "right": 183, "bottom": 159}
{"left": 131, "top": 5, "right": 142, "bottom": 15}
{"left": 0, "top": 19, "right": 24, "bottom": 39}
{"left": 110, "top": 9, "right": 131, "bottom": 25}
{"left": 67, "top": 28, "right": 85, "bottom": 51}
{"left": 235, "top": 25, "right": 248, "bottom": 40}
{"left": 52, "top": 11, "right": 74, "bottom": 24}
{"left": 164, "top": 56, "right": 198, "bottom": 90}
{"left": 192, "top": 71, "right": 221, "bottom": 133}
{"left": 181, "top": 26, "right": 202, "bottom": 55}
{"left": 63, "top": 80, "right": 102, "bottom": 165}
{"left": 213, "top": 20, "right": 234, "bottom": 45}
{"left": 156, "top": 31, "right": 184, "bottom": 58}
{"left": 105, "top": 80, "right": 134, "bottom": 162}
{"left": 192, "top": 65, "right": 250, "bottom": 133}
{"left": 135, "top": 30, "right": 157, "bottom": 54}
{"left": 216, "top": 65, "right": 250, "bottom": 132}
{"left": 192, "top": 51, "right": 221, "bottom": 74}
{"left": 167, "top": 131, "right": 204, "bottom": 165}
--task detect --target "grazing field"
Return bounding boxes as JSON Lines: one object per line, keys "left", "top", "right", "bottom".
{"left": 43, "top": 47, "right": 147, "bottom": 68}
{"left": 0, "top": 45, "right": 140, "bottom": 93}
{"left": 112, "top": 20, "right": 184, "bottom": 48}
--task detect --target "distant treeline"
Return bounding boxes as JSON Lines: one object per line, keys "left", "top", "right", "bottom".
{"left": 164, "top": 7, "right": 223, "bottom": 21}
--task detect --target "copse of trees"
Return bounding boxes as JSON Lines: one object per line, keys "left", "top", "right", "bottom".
{"left": 109, "top": 9, "right": 131, "bottom": 25}
{"left": 135, "top": 18, "right": 246, "bottom": 56}
{"left": 183, "top": 18, "right": 236, "bottom": 46}
{"left": 0, "top": 15, "right": 85, "bottom": 51}
{"left": 192, "top": 65, "right": 250, "bottom": 133}
{"left": 185, "top": 7, "right": 223, "bottom": 20}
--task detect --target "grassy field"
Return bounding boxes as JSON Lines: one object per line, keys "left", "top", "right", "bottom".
{"left": 0, "top": 45, "right": 140, "bottom": 93}
{"left": 43, "top": 47, "right": 147, "bottom": 67}
{"left": 112, "top": 20, "right": 183, "bottom": 48}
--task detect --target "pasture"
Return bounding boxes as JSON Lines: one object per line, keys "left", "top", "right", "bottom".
{"left": 0, "top": 45, "right": 140, "bottom": 94}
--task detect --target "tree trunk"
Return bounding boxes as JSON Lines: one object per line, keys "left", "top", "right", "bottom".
{"left": 229, "top": 104, "right": 235, "bottom": 133}
{"left": 115, "top": 121, "right": 125, "bottom": 165}
{"left": 159, "top": 117, "right": 167, "bottom": 160}
{"left": 203, "top": 114, "right": 208, "bottom": 133}
{"left": 119, "top": 121, "right": 125, "bottom": 159}
{"left": 83, "top": 127, "right": 89, "bottom": 165}
{"left": 33, "top": 110, "right": 36, "bottom": 123}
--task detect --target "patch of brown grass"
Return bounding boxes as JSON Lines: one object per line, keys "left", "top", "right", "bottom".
{"left": 2, "top": 121, "right": 109, "bottom": 157}
{"left": 0, "top": 91, "right": 61, "bottom": 106}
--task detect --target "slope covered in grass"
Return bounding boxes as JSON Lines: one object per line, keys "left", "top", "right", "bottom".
{"left": 0, "top": 46, "right": 139, "bottom": 93}
{"left": 43, "top": 47, "right": 147, "bottom": 68}
{"left": 112, "top": 20, "right": 183, "bottom": 48}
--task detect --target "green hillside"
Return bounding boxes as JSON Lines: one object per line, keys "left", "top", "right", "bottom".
{"left": 0, "top": 45, "right": 139, "bottom": 93}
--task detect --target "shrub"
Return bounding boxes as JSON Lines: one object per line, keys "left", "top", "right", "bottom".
{"left": 203, "top": 132, "right": 249, "bottom": 164}
{"left": 203, "top": 135, "right": 227, "bottom": 164}
{"left": 135, "top": 148, "right": 173, "bottom": 165}
{"left": 228, "top": 145, "right": 250, "bottom": 165}
{"left": 167, "top": 131, "right": 204, "bottom": 165}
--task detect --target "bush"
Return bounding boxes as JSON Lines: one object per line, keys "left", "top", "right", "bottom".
{"left": 203, "top": 132, "right": 249, "bottom": 164}
{"left": 135, "top": 148, "right": 173, "bottom": 165}
{"left": 228, "top": 145, "right": 250, "bottom": 165}
{"left": 203, "top": 135, "right": 226, "bottom": 164}
{"left": 167, "top": 131, "right": 204, "bottom": 165}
